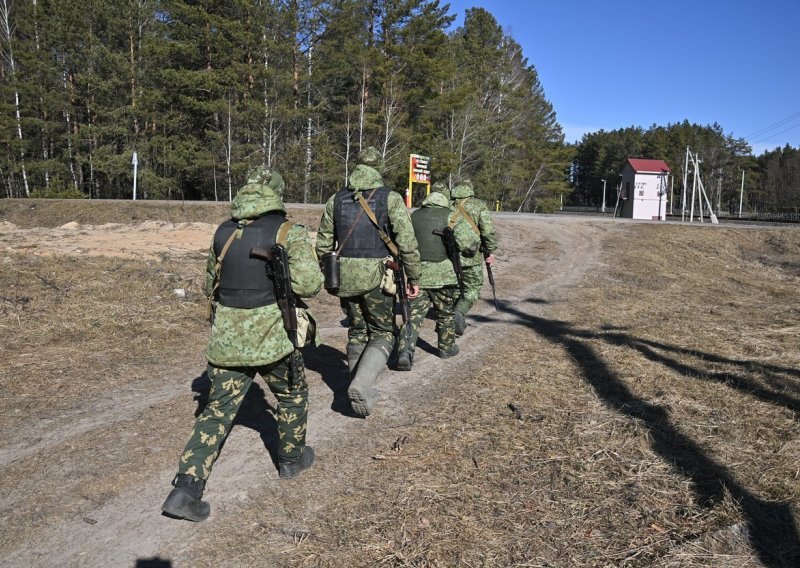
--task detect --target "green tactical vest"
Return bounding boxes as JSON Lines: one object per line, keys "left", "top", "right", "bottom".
{"left": 411, "top": 206, "right": 450, "bottom": 263}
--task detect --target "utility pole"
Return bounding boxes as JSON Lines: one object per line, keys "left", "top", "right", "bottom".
{"left": 681, "top": 146, "right": 690, "bottom": 221}
{"left": 601, "top": 178, "right": 607, "bottom": 213}
{"left": 132, "top": 152, "right": 138, "bottom": 200}
{"left": 739, "top": 169, "right": 745, "bottom": 218}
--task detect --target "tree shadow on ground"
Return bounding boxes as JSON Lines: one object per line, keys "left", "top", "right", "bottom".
{"left": 191, "top": 371, "right": 280, "bottom": 467}
{"left": 472, "top": 300, "right": 800, "bottom": 567}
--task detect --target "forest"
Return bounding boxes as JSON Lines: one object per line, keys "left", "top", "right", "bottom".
{"left": 1, "top": 0, "right": 797, "bottom": 213}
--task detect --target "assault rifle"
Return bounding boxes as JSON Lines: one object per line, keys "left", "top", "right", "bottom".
{"left": 250, "top": 244, "right": 299, "bottom": 349}
{"left": 387, "top": 256, "right": 412, "bottom": 334}
{"left": 432, "top": 227, "right": 465, "bottom": 301}
{"left": 482, "top": 244, "right": 499, "bottom": 311}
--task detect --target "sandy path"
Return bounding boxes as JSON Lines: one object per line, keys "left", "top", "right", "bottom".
{"left": 0, "top": 213, "right": 620, "bottom": 566}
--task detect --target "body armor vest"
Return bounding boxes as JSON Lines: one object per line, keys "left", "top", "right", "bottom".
{"left": 333, "top": 187, "right": 392, "bottom": 258}
{"left": 411, "top": 207, "right": 450, "bottom": 262}
{"left": 212, "top": 213, "right": 286, "bottom": 308}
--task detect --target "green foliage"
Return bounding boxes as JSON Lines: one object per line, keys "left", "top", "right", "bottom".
{"left": 30, "top": 178, "right": 87, "bottom": 199}
{"left": 568, "top": 121, "right": 766, "bottom": 212}
{"left": 4, "top": 1, "right": 791, "bottom": 212}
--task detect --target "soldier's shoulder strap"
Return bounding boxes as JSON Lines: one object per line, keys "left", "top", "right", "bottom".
{"left": 356, "top": 190, "right": 400, "bottom": 257}
{"left": 211, "top": 219, "right": 253, "bottom": 299}
{"left": 450, "top": 201, "right": 479, "bottom": 235}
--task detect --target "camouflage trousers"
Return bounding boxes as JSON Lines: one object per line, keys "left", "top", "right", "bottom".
{"left": 176, "top": 352, "right": 308, "bottom": 480}
{"left": 340, "top": 285, "right": 395, "bottom": 347}
{"left": 399, "top": 285, "right": 459, "bottom": 353}
{"left": 457, "top": 264, "right": 484, "bottom": 314}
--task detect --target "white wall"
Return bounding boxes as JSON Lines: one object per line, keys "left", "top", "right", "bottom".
{"left": 619, "top": 167, "right": 668, "bottom": 220}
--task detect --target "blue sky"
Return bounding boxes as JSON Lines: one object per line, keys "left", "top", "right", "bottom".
{"left": 444, "top": 0, "right": 800, "bottom": 155}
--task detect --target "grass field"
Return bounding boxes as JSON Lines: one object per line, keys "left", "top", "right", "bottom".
{"left": 0, "top": 199, "right": 798, "bottom": 567}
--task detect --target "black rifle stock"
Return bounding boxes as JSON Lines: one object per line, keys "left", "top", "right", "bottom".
{"left": 250, "top": 245, "right": 299, "bottom": 349}
{"left": 432, "top": 227, "right": 465, "bottom": 301}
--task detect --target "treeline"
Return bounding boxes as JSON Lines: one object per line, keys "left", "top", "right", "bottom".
{"left": 0, "top": 0, "right": 567, "bottom": 209}
{"left": 569, "top": 121, "right": 800, "bottom": 214}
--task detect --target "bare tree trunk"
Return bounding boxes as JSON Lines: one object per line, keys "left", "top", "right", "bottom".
{"left": 62, "top": 65, "right": 79, "bottom": 190}
{"left": 303, "top": 46, "right": 313, "bottom": 203}
{"left": 1, "top": 0, "right": 30, "bottom": 196}
{"left": 31, "top": 0, "right": 50, "bottom": 189}
{"left": 358, "top": 67, "right": 368, "bottom": 151}
{"left": 226, "top": 95, "right": 233, "bottom": 201}
{"left": 380, "top": 81, "right": 401, "bottom": 165}
{"left": 344, "top": 113, "right": 352, "bottom": 186}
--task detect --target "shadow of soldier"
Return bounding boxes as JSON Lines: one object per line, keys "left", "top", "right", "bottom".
{"left": 300, "top": 343, "right": 360, "bottom": 417}
{"left": 471, "top": 301, "right": 800, "bottom": 567}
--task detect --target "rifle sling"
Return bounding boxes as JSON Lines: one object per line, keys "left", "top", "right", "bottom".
{"left": 450, "top": 200, "right": 480, "bottom": 235}
{"left": 210, "top": 220, "right": 252, "bottom": 302}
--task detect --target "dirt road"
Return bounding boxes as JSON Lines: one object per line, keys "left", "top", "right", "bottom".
{"left": 1, "top": 212, "right": 618, "bottom": 566}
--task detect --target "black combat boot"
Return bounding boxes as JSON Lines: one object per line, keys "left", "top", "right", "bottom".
{"left": 279, "top": 446, "right": 315, "bottom": 479}
{"left": 438, "top": 345, "right": 460, "bottom": 359}
{"left": 396, "top": 349, "right": 414, "bottom": 371}
{"left": 161, "top": 473, "right": 211, "bottom": 522}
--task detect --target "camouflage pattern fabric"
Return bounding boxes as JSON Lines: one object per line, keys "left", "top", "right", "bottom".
{"left": 458, "top": 264, "right": 484, "bottom": 313}
{"left": 340, "top": 286, "right": 395, "bottom": 347}
{"left": 451, "top": 179, "right": 498, "bottom": 269}
{"left": 431, "top": 181, "right": 450, "bottom": 202}
{"left": 177, "top": 355, "right": 309, "bottom": 479}
{"left": 244, "top": 166, "right": 285, "bottom": 199}
{"left": 399, "top": 286, "right": 459, "bottom": 354}
{"left": 357, "top": 146, "right": 383, "bottom": 169}
{"left": 204, "top": 178, "right": 323, "bottom": 367}
{"left": 316, "top": 165, "right": 420, "bottom": 297}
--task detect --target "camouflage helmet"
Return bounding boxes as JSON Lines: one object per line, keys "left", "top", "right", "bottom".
{"left": 357, "top": 146, "right": 382, "bottom": 168}
{"left": 431, "top": 181, "right": 451, "bottom": 201}
{"left": 451, "top": 177, "right": 474, "bottom": 199}
{"left": 245, "top": 166, "right": 284, "bottom": 198}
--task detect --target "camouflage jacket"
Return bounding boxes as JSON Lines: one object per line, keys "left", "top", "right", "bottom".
{"left": 316, "top": 164, "right": 420, "bottom": 297}
{"left": 204, "top": 180, "right": 323, "bottom": 367}
{"left": 414, "top": 192, "right": 481, "bottom": 288}
{"left": 450, "top": 183, "right": 498, "bottom": 268}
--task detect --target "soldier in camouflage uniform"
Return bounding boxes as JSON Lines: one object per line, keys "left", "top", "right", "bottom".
{"left": 316, "top": 147, "right": 421, "bottom": 417}
{"left": 396, "top": 185, "right": 480, "bottom": 370}
{"left": 450, "top": 178, "right": 498, "bottom": 335}
{"left": 162, "top": 167, "right": 323, "bottom": 522}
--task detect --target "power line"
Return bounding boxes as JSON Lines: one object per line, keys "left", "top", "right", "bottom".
{"left": 744, "top": 110, "right": 800, "bottom": 140}
{"left": 750, "top": 121, "right": 800, "bottom": 145}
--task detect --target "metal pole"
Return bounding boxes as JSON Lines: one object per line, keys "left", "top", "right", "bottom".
{"left": 601, "top": 178, "right": 607, "bottom": 212}
{"left": 681, "top": 146, "right": 689, "bottom": 221}
{"left": 689, "top": 152, "right": 696, "bottom": 222}
{"left": 132, "top": 151, "right": 138, "bottom": 200}
{"left": 739, "top": 169, "right": 745, "bottom": 218}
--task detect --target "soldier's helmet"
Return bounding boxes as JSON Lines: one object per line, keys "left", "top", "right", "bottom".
{"left": 431, "top": 181, "right": 451, "bottom": 201}
{"left": 357, "top": 147, "right": 382, "bottom": 168}
{"left": 245, "top": 166, "right": 284, "bottom": 198}
{"left": 451, "top": 176, "right": 474, "bottom": 199}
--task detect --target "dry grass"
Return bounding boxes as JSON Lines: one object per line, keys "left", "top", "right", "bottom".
{"left": 0, "top": 197, "right": 323, "bottom": 228}
{"left": 1, "top": 200, "right": 798, "bottom": 567}
{"left": 190, "top": 222, "right": 800, "bottom": 567}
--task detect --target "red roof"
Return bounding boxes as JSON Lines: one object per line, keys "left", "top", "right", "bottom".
{"left": 627, "top": 158, "right": 671, "bottom": 173}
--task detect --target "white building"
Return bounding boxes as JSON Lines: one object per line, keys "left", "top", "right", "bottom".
{"left": 618, "top": 158, "right": 671, "bottom": 220}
